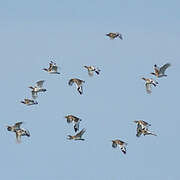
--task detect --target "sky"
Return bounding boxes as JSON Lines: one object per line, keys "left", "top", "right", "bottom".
{"left": 0, "top": 0, "right": 180, "bottom": 179}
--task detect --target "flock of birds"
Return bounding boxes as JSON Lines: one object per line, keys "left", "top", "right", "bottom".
{"left": 7, "top": 32, "right": 171, "bottom": 155}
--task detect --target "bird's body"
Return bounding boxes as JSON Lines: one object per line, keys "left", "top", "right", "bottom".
{"left": 151, "top": 63, "right": 171, "bottom": 77}
{"left": 21, "top": 98, "right": 38, "bottom": 106}
{"left": 43, "top": 61, "right": 60, "bottom": 74}
{"left": 84, "top": 66, "right": 100, "bottom": 76}
{"left": 68, "top": 78, "right": 85, "bottom": 95}
{"left": 142, "top": 77, "right": 158, "bottom": 94}
{"left": 29, "top": 80, "right": 46, "bottom": 99}
{"left": 15, "top": 128, "right": 30, "bottom": 143}
{"left": 106, "top": 32, "right": 123, "bottom": 40}
{"left": 111, "top": 139, "right": 127, "bottom": 154}
{"left": 67, "top": 128, "right": 86, "bottom": 141}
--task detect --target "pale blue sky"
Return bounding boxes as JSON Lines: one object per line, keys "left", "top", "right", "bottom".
{"left": 0, "top": 1, "right": 180, "bottom": 180}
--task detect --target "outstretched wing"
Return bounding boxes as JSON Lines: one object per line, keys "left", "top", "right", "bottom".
{"left": 52, "top": 65, "right": 58, "bottom": 72}
{"left": 121, "top": 146, "right": 126, "bottom": 154}
{"left": 88, "top": 69, "right": 94, "bottom": 77}
{"left": 32, "top": 91, "right": 38, "bottom": 99}
{"left": 136, "top": 128, "right": 142, "bottom": 137}
{"left": 36, "top": 80, "right": 45, "bottom": 88}
{"left": 15, "top": 122, "right": 23, "bottom": 129}
{"left": 145, "top": 83, "right": 152, "bottom": 94}
{"left": 15, "top": 131, "right": 21, "bottom": 143}
{"left": 68, "top": 79, "right": 74, "bottom": 86}
{"left": 160, "top": 63, "right": 171, "bottom": 74}
{"left": 75, "top": 128, "right": 86, "bottom": 138}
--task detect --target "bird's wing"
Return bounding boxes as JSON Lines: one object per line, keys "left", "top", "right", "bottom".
{"left": 76, "top": 128, "right": 86, "bottom": 137}
{"left": 36, "top": 80, "right": 45, "bottom": 88}
{"left": 136, "top": 129, "right": 142, "bottom": 137}
{"left": 25, "top": 129, "right": 30, "bottom": 137}
{"left": 68, "top": 79, "right": 74, "bottom": 86}
{"left": 121, "top": 146, "right": 126, "bottom": 154}
{"left": 145, "top": 130, "right": 157, "bottom": 136}
{"left": 52, "top": 65, "right": 58, "bottom": 72}
{"left": 74, "top": 121, "right": 80, "bottom": 132}
{"left": 112, "top": 141, "right": 117, "bottom": 148}
{"left": 32, "top": 91, "right": 38, "bottom": 99}
{"left": 88, "top": 69, "right": 94, "bottom": 77}
{"left": 145, "top": 83, "right": 152, "bottom": 94}
{"left": 15, "top": 131, "right": 21, "bottom": 143}
{"left": 15, "top": 122, "right": 23, "bottom": 128}
{"left": 160, "top": 63, "right": 171, "bottom": 74}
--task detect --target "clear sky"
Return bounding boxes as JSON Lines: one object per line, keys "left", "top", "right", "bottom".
{"left": 0, "top": 0, "right": 180, "bottom": 179}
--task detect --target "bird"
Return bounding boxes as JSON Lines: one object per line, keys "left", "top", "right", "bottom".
{"left": 111, "top": 139, "right": 127, "bottom": 154}
{"left": 29, "top": 80, "right": 47, "bottom": 99}
{"left": 142, "top": 77, "right": 158, "bottom": 94}
{"left": 20, "top": 98, "right": 38, "bottom": 106}
{"left": 65, "top": 115, "right": 82, "bottom": 132}
{"left": 67, "top": 128, "right": 86, "bottom": 141}
{"left": 106, "top": 32, "right": 123, "bottom": 40}
{"left": 43, "top": 61, "right": 60, "bottom": 74}
{"left": 84, "top": 66, "right": 100, "bottom": 77}
{"left": 68, "top": 78, "right": 85, "bottom": 95}
{"left": 15, "top": 128, "right": 30, "bottom": 143}
{"left": 133, "top": 120, "right": 151, "bottom": 130}
{"left": 136, "top": 128, "right": 157, "bottom": 137}
{"left": 7, "top": 122, "right": 23, "bottom": 132}
{"left": 151, "top": 63, "right": 171, "bottom": 77}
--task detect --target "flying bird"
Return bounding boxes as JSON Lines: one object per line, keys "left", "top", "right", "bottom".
{"left": 65, "top": 115, "right": 82, "bottom": 132}
{"left": 68, "top": 78, "right": 85, "bottom": 95}
{"left": 111, "top": 139, "right": 127, "bottom": 154}
{"left": 29, "top": 80, "right": 46, "bottom": 99}
{"left": 84, "top": 66, "right": 100, "bottom": 77}
{"left": 20, "top": 98, "right": 38, "bottom": 106}
{"left": 67, "top": 128, "right": 86, "bottom": 141}
{"left": 106, "top": 32, "right": 123, "bottom": 40}
{"left": 142, "top": 77, "right": 158, "bottom": 94}
{"left": 43, "top": 61, "right": 60, "bottom": 74}
{"left": 151, "top": 63, "right": 171, "bottom": 77}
